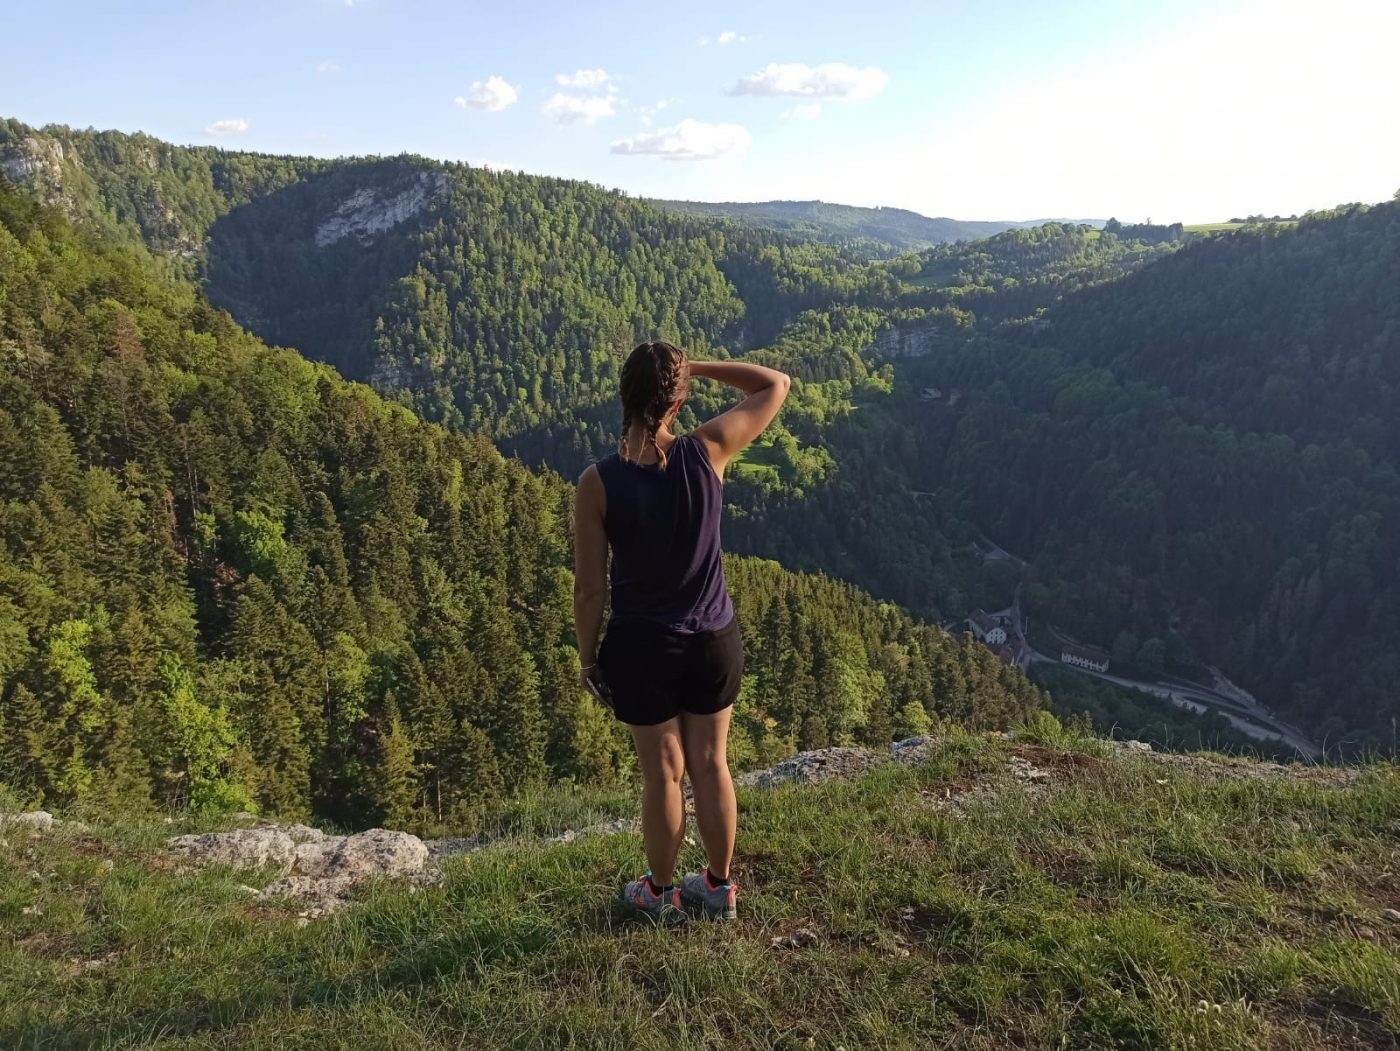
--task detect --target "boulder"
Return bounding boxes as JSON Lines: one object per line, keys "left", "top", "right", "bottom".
{"left": 2, "top": 811, "right": 57, "bottom": 831}
{"left": 166, "top": 828, "right": 298, "bottom": 874}
{"left": 293, "top": 828, "right": 428, "bottom": 881}
{"left": 736, "top": 747, "right": 882, "bottom": 789}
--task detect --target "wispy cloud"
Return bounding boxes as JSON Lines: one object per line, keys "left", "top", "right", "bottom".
{"left": 205, "top": 118, "right": 249, "bottom": 136}
{"left": 731, "top": 62, "right": 888, "bottom": 100}
{"left": 454, "top": 76, "right": 519, "bottom": 112}
{"left": 610, "top": 119, "right": 750, "bottom": 160}
{"left": 315, "top": 60, "right": 342, "bottom": 74}
{"left": 543, "top": 93, "right": 615, "bottom": 125}
{"left": 783, "top": 103, "right": 822, "bottom": 122}
{"left": 555, "top": 69, "right": 613, "bottom": 90}
{"left": 638, "top": 98, "right": 677, "bottom": 128}
{"left": 701, "top": 30, "right": 747, "bottom": 46}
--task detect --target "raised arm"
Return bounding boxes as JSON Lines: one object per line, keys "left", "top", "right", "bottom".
{"left": 688, "top": 359, "right": 791, "bottom": 479}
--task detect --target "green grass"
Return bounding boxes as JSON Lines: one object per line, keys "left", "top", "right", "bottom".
{"left": 4, "top": 733, "right": 1399, "bottom": 1049}
{"left": 1184, "top": 221, "right": 1300, "bottom": 234}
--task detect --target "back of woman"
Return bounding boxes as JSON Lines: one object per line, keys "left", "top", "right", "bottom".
{"left": 572, "top": 340, "right": 790, "bottom": 924}
{"left": 595, "top": 430, "right": 732, "bottom": 634}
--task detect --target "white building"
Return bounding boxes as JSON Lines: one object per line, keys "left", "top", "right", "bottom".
{"left": 968, "top": 610, "right": 1008, "bottom": 646}
{"left": 1060, "top": 644, "right": 1110, "bottom": 673}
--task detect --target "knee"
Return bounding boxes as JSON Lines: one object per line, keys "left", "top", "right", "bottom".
{"left": 687, "top": 748, "right": 730, "bottom": 786}
{"left": 643, "top": 742, "right": 686, "bottom": 789}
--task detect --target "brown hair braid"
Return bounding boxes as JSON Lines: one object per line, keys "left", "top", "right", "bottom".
{"left": 619, "top": 340, "right": 689, "bottom": 470}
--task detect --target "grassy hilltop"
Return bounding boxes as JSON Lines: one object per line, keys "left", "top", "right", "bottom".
{"left": 4, "top": 724, "right": 1398, "bottom": 1050}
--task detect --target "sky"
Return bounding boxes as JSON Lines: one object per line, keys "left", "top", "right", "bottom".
{"left": 4, "top": 0, "right": 1398, "bottom": 223}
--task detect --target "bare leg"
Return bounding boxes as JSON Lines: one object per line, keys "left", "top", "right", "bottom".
{"left": 628, "top": 718, "right": 686, "bottom": 886}
{"left": 679, "top": 708, "right": 736, "bottom": 880}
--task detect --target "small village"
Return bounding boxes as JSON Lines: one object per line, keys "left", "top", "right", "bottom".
{"left": 961, "top": 607, "right": 1111, "bottom": 674}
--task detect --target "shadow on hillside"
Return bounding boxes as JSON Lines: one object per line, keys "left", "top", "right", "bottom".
{"left": 204, "top": 158, "right": 439, "bottom": 382}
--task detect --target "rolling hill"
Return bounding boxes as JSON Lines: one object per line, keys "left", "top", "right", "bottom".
{"left": 650, "top": 197, "right": 1105, "bottom": 255}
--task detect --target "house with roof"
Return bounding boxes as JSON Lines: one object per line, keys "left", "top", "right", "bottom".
{"left": 968, "top": 610, "right": 1009, "bottom": 646}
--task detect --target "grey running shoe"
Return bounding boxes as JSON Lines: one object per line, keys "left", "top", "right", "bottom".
{"left": 680, "top": 869, "right": 738, "bottom": 921}
{"left": 622, "top": 873, "right": 687, "bottom": 925}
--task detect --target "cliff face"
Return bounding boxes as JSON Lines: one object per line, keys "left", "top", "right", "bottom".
{"left": 867, "top": 324, "right": 950, "bottom": 358}
{"left": 314, "top": 171, "right": 448, "bottom": 247}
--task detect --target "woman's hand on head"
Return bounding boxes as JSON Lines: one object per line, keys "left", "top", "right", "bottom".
{"left": 688, "top": 360, "right": 792, "bottom": 477}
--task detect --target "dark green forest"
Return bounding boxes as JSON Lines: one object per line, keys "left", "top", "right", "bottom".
{"left": 0, "top": 181, "right": 1043, "bottom": 826}
{"left": 922, "top": 204, "right": 1400, "bottom": 746}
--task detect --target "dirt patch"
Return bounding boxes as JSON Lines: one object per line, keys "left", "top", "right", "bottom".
{"left": 1275, "top": 998, "right": 1400, "bottom": 1050}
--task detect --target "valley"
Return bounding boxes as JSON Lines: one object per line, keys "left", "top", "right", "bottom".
{"left": 1, "top": 117, "right": 1397, "bottom": 825}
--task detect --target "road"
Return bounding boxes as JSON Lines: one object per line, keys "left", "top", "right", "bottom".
{"left": 994, "top": 589, "right": 1322, "bottom": 758}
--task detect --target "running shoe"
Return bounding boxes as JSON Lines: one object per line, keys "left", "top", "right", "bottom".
{"left": 622, "top": 873, "right": 687, "bottom": 924}
{"left": 680, "top": 868, "right": 738, "bottom": 921}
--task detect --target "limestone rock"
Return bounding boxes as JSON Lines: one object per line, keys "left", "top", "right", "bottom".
{"left": 166, "top": 827, "right": 298, "bottom": 874}
{"left": 293, "top": 828, "right": 428, "bottom": 881}
{"left": 314, "top": 172, "right": 447, "bottom": 247}
{"left": 547, "top": 817, "right": 638, "bottom": 844}
{"left": 736, "top": 747, "right": 882, "bottom": 789}
{"left": 169, "top": 824, "right": 435, "bottom": 920}
{"left": 890, "top": 736, "right": 940, "bottom": 763}
{"left": 2, "top": 811, "right": 57, "bottom": 831}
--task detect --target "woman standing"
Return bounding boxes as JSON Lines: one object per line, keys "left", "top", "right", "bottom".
{"left": 573, "top": 341, "right": 790, "bottom": 923}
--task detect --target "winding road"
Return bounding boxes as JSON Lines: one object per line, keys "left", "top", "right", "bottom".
{"left": 993, "top": 588, "right": 1322, "bottom": 758}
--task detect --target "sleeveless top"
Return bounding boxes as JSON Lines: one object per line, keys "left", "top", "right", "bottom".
{"left": 595, "top": 433, "right": 735, "bottom": 634}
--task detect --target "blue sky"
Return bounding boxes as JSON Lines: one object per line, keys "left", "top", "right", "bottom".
{"left": 4, "top": 0, "right": 1397, "bottom": 222}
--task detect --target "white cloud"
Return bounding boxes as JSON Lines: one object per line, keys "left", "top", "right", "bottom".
{"left": 543, "top": 93, "right": 616, "bottom": 125}
{"left": 555, "top": 69, "right": 612, "bottom": 90}
{"left": 315, "top": 60, "right": 342, "bottom": 74}
{"left": 731, "top": 62, "right": 888, "bottom": 101}
{"left": 784, "top": 103, "right": 822, "bottom": 122}
{"left": 638, "top": 98, "right": 676, "bottom": 128}
{"left": 717, "top": 31, "right": 743, "bottom": 44}
{"left": 205, "top": 118, "right": 249, "bottom": 136}
{"left": 454, "top": 76, "right": 519, "bottom": 112}
{"left": 697, "top": 36, "right": 710, "bottom": 46}
{"left": 610, "top": 118, "right": 751, "bottom": 160}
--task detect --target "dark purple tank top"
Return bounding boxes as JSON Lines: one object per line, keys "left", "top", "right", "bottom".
{"left": 595, "top": 433, "right": 734, "bottom": 634}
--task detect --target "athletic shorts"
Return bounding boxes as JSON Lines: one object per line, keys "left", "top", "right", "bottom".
{"left": 596, "top": 615, "right": 744, "bottom": 727}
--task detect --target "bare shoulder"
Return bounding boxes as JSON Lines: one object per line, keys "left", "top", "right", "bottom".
{"left": 688, "top": 431, "right": 727, "bottom": 481}
{"left": 576, "top": 463, "right": 605, "bottom": 511}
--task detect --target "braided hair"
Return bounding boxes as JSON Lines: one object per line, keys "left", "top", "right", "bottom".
{"left": 619, "top": 340, "right": 689, "bottom": 470}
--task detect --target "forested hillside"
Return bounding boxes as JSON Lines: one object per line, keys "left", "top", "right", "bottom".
{"left": 898, "top": 202, "right": 1400, "bottom": 744}
{"left": 6, "top": 117, "right": 1397, "bottom": 748}
{"left": 0, "top": 182, "right": 1043, "bottom": 825}
{"left": 649, "top": 198, "right": 1051, "bottom": 255}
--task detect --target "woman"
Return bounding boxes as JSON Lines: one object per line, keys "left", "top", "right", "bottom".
{"left": 573, "top": 340, "right": 790, "bottom": 923}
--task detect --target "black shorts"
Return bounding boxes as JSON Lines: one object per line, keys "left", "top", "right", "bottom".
{"left": 596, "top": 616, "right": 744, "bottom": 727}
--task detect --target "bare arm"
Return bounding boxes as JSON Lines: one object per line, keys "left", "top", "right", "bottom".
{"left": 572, "top": 465, "right": 608, "bottom": 676}
{"left": 688, "top": 359, "right": 791, "bottom": 478}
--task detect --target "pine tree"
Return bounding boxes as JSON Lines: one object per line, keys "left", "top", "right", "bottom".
{"left": 377, "top": 702, "right": 422, "bottom": 829}
{"left": 0, "top": 684, "right": 47, "bottom": 796}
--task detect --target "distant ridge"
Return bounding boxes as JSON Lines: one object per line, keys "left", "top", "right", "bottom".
{"left": 650, "top": 197, "right": 1105, "bottom": 255}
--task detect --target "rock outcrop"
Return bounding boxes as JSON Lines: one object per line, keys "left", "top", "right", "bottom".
{"left": 865, "top": 325, "right": 948, "bottom": 359}
{"left": 167, "top": 824, "right": 437, "bottom": 918}
{"left": 314, "top": 171, "right": 447, "bottom": 247}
